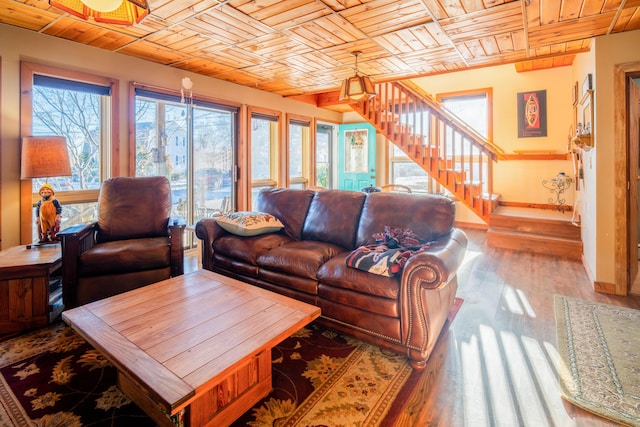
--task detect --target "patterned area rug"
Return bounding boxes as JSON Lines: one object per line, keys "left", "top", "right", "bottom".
{"left": 555, "top": 294, "right": 640, "bottom": 427}
{"left": 0, "top": 298, "right": 462, "bottom": 426}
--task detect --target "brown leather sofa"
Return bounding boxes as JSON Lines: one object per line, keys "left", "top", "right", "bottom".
{"left": 59, "top": 176, "right": 185, "bottom": 308}
{"left": 195, "top": 188, "right": 467, "bottom": 370}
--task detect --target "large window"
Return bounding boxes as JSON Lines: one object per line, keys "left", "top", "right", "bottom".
{"left": 21, "top": 62, "right": 118, "bottom": 243}
{"left": 249, "top": 108, "right": 280, "bottom": 208}
{"left": 133, "top": 87, "right": 238, "bottom": 231}
{"left": 389, "top": 88, "right": 492, "bottom": 193}
{"left": 287, "top": 115, "right": 312, "bottom": 189}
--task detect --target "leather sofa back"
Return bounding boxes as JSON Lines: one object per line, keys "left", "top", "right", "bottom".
{"left": 97, "top": 176, "right": 172, "bottom": 243}
{"left": 356, "top": 192, "right": 455, "bottom": 246}
{"left": 302, "top": 190, "right": 366, "bottom": 250}
{"left": 256, "top": 188, "right": 315, "bottom": 240}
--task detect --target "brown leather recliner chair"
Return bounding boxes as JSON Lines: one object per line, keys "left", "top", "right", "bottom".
{"left": 59, "top": 176, "right": 185, "bottom": 308}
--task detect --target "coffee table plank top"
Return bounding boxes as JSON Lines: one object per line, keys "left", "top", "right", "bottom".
{"left": 62, "top": 270, "right": 320, "bottom": 414}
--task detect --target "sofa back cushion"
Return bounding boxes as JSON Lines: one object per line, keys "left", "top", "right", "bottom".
{"left": 356, "top": 192, "right": 455, "bottom": 246}
{"left": 302, "top": 190, "right": 366, "bottom": 250}
{"left": 255, "top": 188, "right": 315, "bottom": 240}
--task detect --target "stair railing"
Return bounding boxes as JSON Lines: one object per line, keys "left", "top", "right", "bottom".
{"left": 352, "top": 80, "right": 505, "bottom": 222}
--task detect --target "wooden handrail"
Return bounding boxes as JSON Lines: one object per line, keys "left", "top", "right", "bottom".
{"left": 351, "top": 80, "right": 503, "bottom": 222}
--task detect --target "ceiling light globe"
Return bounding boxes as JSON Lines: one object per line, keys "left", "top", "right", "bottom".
{"left": 81, "top": 0, "right": 123, "bottom": 12}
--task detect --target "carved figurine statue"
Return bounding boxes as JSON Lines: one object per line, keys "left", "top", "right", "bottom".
{"left": 36, "top": 183, "right": 62, "bottom": 242}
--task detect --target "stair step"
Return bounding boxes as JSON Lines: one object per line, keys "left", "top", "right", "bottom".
{"left": 486, "top": 229, "right": 583, "bottom": 260}
{"left": 489, "top": 206, "right": 580, "bottom": 239}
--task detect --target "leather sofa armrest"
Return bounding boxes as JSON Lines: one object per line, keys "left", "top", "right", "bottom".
{"left": 195, "top": 218, "right": 227, "bottom": 271}
{"left": 168, "top": 218, "right": 185, "bottom": 277}
{"left": 58, "top": 222, "right": 98, "bottom": 309}
{"left": 398, "top": 227, "right": 468, "bottom": 369}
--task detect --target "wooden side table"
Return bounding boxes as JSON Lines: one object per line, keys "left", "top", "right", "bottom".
{"left": 0, "top": 245, "right": 63, "bottom": 337}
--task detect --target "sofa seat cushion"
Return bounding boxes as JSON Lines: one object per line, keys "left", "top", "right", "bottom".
{"left": 257, "top": 241, "right": 346, "bottom": 279}
{"left": 317, "top": 253, "right": 399, "bottom": 300}
{"left": 78, "top": 237, "right": 169, "bottom": 276}
{"left": 213, "top": 233, "right": 293, "bottom": 264}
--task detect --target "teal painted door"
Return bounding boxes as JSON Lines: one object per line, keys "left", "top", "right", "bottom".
{"left": 337, "top": 123, "right": 376, "bottom": 191}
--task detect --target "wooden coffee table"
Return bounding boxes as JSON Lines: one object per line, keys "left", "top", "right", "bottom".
{"left": 62, "top": 269, "right": 320, "bottom": 427}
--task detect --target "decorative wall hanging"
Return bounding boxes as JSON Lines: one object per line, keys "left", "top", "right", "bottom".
{"left": 517, "top": 89, "right": 547, "bottom": 138}
{"left": 344, "top": 129, "right": 368, "bottom": 173}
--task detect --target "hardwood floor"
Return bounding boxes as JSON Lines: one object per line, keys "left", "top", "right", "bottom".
{"left": 410, "top": 228, "right": 640, "bottom": 427}
{"left": 185, "top": 229, "right": 640, "bottom": 426}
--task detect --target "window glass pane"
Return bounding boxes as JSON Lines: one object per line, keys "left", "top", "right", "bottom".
{"left": 135, "top": 91, "right": 236, "bottom": 232}
{"left": 193, "top": 106, "right": 234, "bottom": 222}
{"left": 32, "top": 83, "right": 104, "bottom": 193}
{"left": 289, "top": 123, "right": 304, "bottom": 178}
{"left": 316, "top": 124, "right": 332, "bottom": 188}
{"left": 31, "top": 76, "right": 109, "bottom": 241}
{"left": 251, "top": 116, "right": 275, "bottom": 180}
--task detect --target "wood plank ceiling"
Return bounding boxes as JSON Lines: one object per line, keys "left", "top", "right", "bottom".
{"left": 1, "top": 0, "right": 639, "bottom": 108}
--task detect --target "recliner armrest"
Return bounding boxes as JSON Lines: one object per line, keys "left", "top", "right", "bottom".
{"left": 58, "top": 222, "right": 98, "bottom": 308}
{"left": 168, "top": 218, "right": 186, "bottom": 277}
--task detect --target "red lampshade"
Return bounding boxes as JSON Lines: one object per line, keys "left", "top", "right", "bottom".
{"left": 21, "top": 136, "right": 72, "bottom": 180}
{"left": 49, "top": 0, "right": 149, "bottom": 26}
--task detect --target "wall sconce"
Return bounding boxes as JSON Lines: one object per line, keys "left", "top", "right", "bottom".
{"left": 339, "top": 51, "right": 376, "bottom": 102}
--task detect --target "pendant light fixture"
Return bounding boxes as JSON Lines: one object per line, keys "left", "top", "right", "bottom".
{"left": 50, "top": 0, "right": 150, "bottom": 26}
{"left": 339, "top": 51, "right": 376, "bottom": 102}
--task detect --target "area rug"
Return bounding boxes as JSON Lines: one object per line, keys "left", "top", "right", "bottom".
{"left": 555, "top": 294, "right": 640, "bottom": 427}
{"left": 0, "top": 297, "right": 462, "bottom": 426}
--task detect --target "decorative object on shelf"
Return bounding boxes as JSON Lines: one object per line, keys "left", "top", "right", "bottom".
{"left": 517, "top": 89, "right": 547, "bottom": 138}
{"left": 49, "top": 0, "right": 149, "bottom": 26}
{"left": 570, "top": 123, "right": 593, "bottom": 152}
{"left": 339, "top": 51, "right": 376, "bottom": 102}
{"left": 21, "top": 136, "right": 72, "bottom": 246}
{"left": 542, "top": 172, "right": 573, "bottom": 211}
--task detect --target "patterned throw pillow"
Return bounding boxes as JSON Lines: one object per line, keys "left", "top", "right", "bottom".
{"left": 216, "top": 211, "right": 284, "bottom": 236}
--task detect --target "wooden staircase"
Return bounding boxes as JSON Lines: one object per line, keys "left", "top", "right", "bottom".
{"left": 350, "top": 80, "right": 505, "bottom": 223}
{"left": 487, "top": 206, "right": 583, "bottom": 260}
{"left": 345, "top": 81, "right": 583, "bottom": 257}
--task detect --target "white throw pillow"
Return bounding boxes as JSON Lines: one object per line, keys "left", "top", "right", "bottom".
{"left": 216, "top": 211, "right": 284, "bottom": 236}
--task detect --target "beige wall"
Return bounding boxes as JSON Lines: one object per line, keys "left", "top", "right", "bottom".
{"left": 0, "top": 24, "right": 342, "bottom": 249}
{"left": 589, "top": 29, "right": 640, "bottom": 286}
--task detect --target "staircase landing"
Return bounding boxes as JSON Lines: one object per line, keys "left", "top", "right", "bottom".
{"left": 486, "top": 206, "right": 582, "bottom": 260}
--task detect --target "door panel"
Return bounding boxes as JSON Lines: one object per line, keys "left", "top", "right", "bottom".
{"left": 337, "top": 123, "right": 376, "bottom": 191}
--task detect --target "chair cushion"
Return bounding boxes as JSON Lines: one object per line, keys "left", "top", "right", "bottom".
{"left": 216, "top": 211, "right": 284, "bottom": 236}
{"left": 78, "top": 237, "right": 170, "bottom": 276}
{"left": 97, "top": 176, "right": 172, "bottom": 243}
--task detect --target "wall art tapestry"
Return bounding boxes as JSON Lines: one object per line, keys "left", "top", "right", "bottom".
{"left": 517, "top": 89, "right": 547, "bottom": 138}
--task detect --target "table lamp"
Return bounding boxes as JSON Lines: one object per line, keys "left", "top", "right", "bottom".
{"left": 21, "top": 136, "right": 72, "bottom": 246}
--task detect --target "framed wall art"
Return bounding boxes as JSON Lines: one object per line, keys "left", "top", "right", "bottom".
{"left": 517, "top": 89, "right": 547, "bottom": 138}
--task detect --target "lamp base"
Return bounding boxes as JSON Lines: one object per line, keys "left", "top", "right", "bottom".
{"left": 26, "top": 241, "right": 61, "bottom": 249}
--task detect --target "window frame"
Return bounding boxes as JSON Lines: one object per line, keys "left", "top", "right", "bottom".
{"left": 20, "top": 61, "right": 119, "bottom": 244}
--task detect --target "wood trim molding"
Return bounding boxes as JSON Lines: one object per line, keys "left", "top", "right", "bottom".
{"left": 614, "top": 62, "right": 640, "bottom": 295}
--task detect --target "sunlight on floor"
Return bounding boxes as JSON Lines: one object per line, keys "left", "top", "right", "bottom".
{"left": 459, "top": 314, "right": 575, "bottom": 425}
